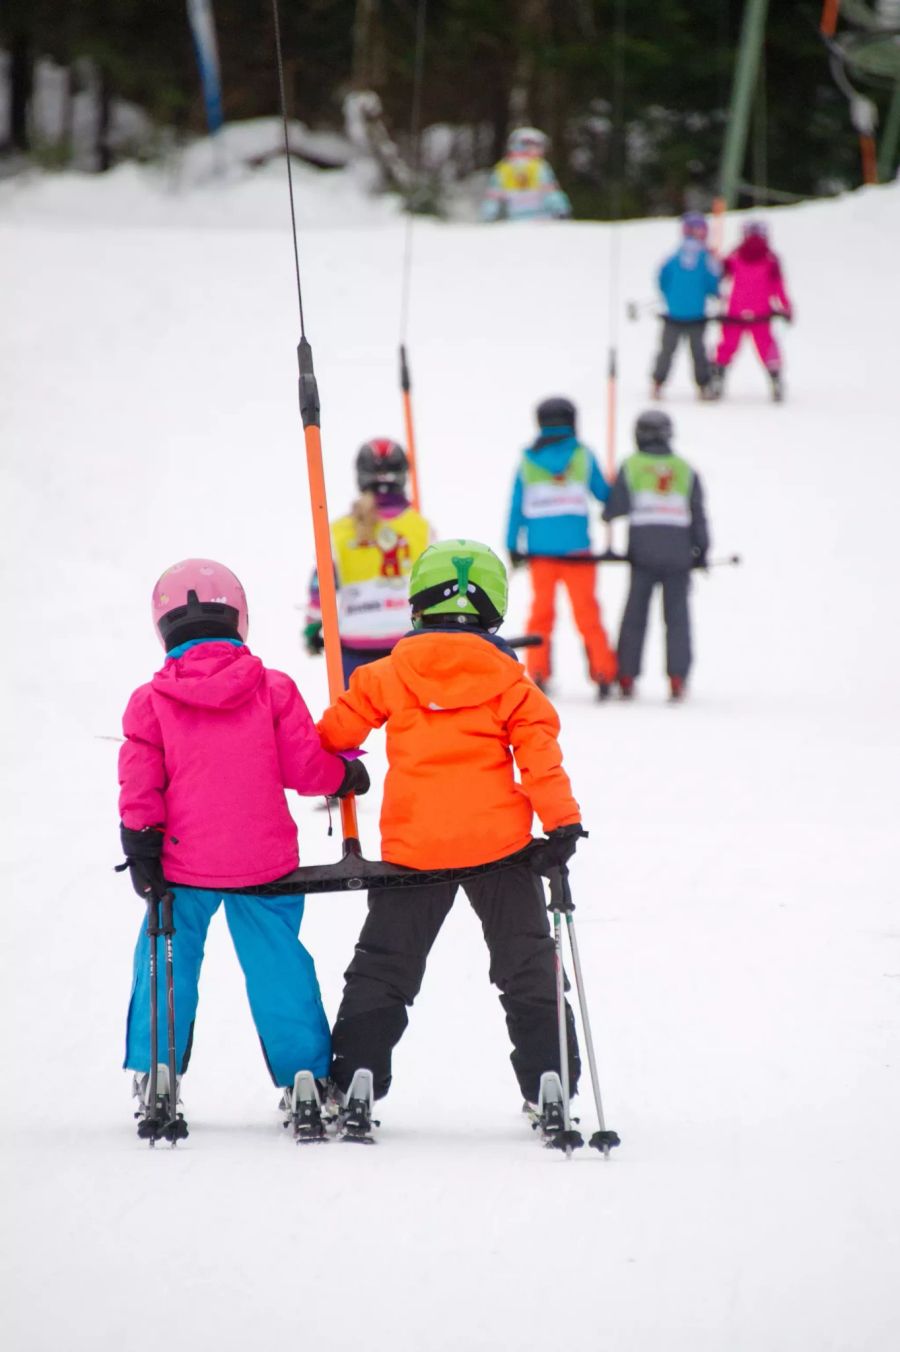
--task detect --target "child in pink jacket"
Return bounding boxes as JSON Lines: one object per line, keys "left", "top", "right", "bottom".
{"left": 711, "top": 219, "right": 793, "bottom": 402}
{"left": 118, "top": 558, "right": 368, "bottom": 1118}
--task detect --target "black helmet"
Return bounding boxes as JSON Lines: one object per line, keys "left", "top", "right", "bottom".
{"left": 634, "top": 409, "right": 673, "bottom": 452}
{"left": 536, "top": 396, "right": 577, "bottom": 430}
{"left": 356, "top": 438, "right": 408, "bottom": 494}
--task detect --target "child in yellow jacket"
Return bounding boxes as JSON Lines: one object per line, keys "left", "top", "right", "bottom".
{"left": 304, "top": 438, "right": 430, "bottom": 684}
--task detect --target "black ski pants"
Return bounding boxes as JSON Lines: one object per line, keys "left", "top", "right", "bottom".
{"left": 652, "top": 318, "right": 711, "bottom": 389}
{"left": 330, "top": 863, "right": 580, "bottom": 1104}
{"left": 617, "top": 566, "right": 692, "bottom": 680}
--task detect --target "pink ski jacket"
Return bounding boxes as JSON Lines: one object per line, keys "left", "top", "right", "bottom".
{"left": 118, "top": 642, "right": 346, "bottom": 888}
{"left": 723, "top": 238, "right": 791, "bottom": 320}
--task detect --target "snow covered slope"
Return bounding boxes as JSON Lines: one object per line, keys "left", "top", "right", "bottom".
{"left": 2, "top": 164, "right": 899, "bottom": 1352}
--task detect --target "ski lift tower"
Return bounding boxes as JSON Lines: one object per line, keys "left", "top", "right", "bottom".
{"left": 821, "top": 1, "right": 900, "bottom": 183}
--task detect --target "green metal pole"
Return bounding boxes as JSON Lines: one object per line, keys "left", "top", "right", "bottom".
{"left": 719, "top": 0, "right": 771, "bottom": 209}
{"left": 878, "top": 83, "right": 900, "bottom": 184}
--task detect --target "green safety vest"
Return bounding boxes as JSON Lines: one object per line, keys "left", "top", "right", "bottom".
{"left": 521, "top": 445, "right": 590, "bottom": 519}
{"left": 623, "top": 452, "right": 693, "bottom": 529}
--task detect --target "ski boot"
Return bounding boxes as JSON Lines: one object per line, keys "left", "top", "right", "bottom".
{"left": 707, "top": 363, "right": 725, "bottom": 400}
{"left": 525, "top": 1072, "right": 583, "bottom": 1153}
{"left": 769, "top": 369, "right": 784, "bottom": 403}
{"left": 650, "top": 380, "right": 663, "bottom": 401}
{"left": 697, "top": 381, "right": 716, "bottom": 402}
{"left": 597, "top": 681, "right": 612, "bottom": 702}
{"left": 618, "top": 675, "right": 635, "bottom": 701}
{"left": 133, "top": 1065, "right": 188, "bottom": 1146}
{"left": 337, "top": 1068, "right": 379, "bottom": 1144}
{"left": 668, "top": 675, "right": 686, "bottom": 703}
{"left": 283, "top": 1070, "right": 328, "bottom": 1143}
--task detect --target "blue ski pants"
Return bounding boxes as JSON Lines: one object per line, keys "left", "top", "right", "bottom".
{"left": 124, "top": 887, "right": 330, "bottom": 1087}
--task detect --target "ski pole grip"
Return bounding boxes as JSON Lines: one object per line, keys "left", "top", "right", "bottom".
{"left": 548, "top": 868, "right": 563, "bottom": 911}
{"left": 160, "top": 891, "right": 176, "bottom": 937}
{"left": 145, "top": 895, "right": 161, "bottom": 937}
{"left": 547, "top": 866, "right": 576, "bottom": 914}
{"left": 297, "top": 337, "right": 321, "bottom": 430}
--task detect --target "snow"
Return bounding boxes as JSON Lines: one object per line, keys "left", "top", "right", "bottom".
{"left": 2, "top": 159, "right": 900, "bottom": 1351}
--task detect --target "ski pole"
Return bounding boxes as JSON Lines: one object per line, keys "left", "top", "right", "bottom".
{"left": 716, "top": 312, "right": 789, "bottom": 325}
{"left": 399, "top": 345, "right": 422, "bottom": 512}
{"left": 625, "top": 299, "right": 658, "bottom": 321}
{"left": 547, "top": 868, "right": 586, "bottom": 1158}
{"left": 518, "top": 551, "right": 626, "bottom": 565}
{"left": 160, "top": 891, "right": 188, "bottom": 1144}
{"left": 710, "top": 196, "right": 726, "bottom": 256}
{"left": 397, "top": 2, "right": 428, "bottom": 513}
{"left": 272, "top": 0, "right": 360, "bottom": 852}
{"left": 139, "top": 895, "right": 161, "bottom": 1144}
{"left": 517, "top": 552, "right": 741, "bottom": 569}
{"left": 505, "top": 633, "right": 543, "bottom": 649}
{"left": 555, "top": 866, "right": 620, "bottom": 1158}
{"left": 603, "top": 0, "right": 625, "bottom": 514}
{"left": 705, "top": 553, "right": 742, "bottom": 569}
{"left": 605, "top": 344, "right": 617, "bottom": 491}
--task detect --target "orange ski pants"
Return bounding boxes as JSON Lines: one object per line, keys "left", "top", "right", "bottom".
{"left": 525, "top": 559, "right": 617, "bottom": 684}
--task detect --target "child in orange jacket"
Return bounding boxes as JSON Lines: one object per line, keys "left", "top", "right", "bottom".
{"left": 316, "top": 539, "right": 585, "bottom": 1129}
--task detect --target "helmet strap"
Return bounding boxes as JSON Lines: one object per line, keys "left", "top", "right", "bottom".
{"left": 408, "top": 578, "right": 503, "bottom": 629}
{"left": 157, "top": 590, "right": 242, "bottom": 649}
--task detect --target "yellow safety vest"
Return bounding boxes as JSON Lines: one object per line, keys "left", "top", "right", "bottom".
{"left": 495, "top": 157, "right": 545, "bottom": 192}
{"left": 331, "top": 508, "right": 430, "bottom": 645}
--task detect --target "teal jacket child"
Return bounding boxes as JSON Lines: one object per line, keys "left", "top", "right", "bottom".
{"left": 506, "top": 426, "right": 610, "bottom": 558}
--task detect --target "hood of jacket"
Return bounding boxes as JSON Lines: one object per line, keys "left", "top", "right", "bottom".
{"left": 736, "top": 235, "right": 770, "bottom": 264}
{"left": 525, "top": 427, "right": 579, "bottom": 477}
{"left": 674, "top": 238, "right": 706, "bottom": 270}
{"left": 152, "top": 642, "right": 265, "bottom": 711}
{"left": 391, "top": 631, "right": 523, "bottom": 710}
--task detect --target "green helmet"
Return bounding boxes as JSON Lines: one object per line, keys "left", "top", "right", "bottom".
{"left": 408, "top": 539, "right": 508, "bottom": 628}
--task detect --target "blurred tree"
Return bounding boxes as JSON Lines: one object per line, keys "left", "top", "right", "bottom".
{"left": 0, "top": 0, "right": 885, "bottom": 207}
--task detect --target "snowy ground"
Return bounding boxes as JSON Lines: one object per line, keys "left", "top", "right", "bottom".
{"left": 2, "top": 162, "right": 900, "bottom": 1351}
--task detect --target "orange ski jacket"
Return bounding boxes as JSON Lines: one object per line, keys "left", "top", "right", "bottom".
{"left": 316, "top": 631, "right": 581, "bottom": 870}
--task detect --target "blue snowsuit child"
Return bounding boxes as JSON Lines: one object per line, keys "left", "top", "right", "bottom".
{"left": 652, "top": 214, "right": 721, "bottom": 397}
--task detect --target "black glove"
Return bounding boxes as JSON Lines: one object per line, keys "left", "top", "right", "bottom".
{"left": 334, "top": 757, "right": 370, "bottom": 799}
{"left": 691, "top": 546, "right": 708, "bottom": 571}
{"left": 117, "top": 825, "right": 166, "bottom": 900}
{"left": 509, "top": 551, "right": 527, "bottom": 570}
{"left": 531, "top": 824, "right": 587, "bottom": 875}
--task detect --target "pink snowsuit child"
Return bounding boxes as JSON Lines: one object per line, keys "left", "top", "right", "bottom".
{"left": 714, "top": 221, "right": 793, "bottom": 397}
{"left": 118, "top": 559, "right": 368, "bottom": 1106}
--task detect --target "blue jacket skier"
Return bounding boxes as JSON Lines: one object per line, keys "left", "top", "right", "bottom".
{"left": 506, "top": 397, "right": 616, "bottom": 693}
{"left": 652, "top": 213, "right": 721, "bottom": 399}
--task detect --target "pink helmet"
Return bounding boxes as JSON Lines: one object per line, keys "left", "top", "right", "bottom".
{"left": 151, "top": 559, "right": 249, "bottom": 651}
